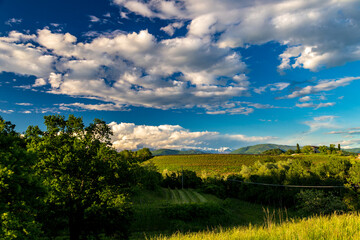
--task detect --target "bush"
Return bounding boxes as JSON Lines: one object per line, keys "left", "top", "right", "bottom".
{"left": 296, "top": 189, "right": 347, "bottom": 216}
{"left": 161, "top": 203, "right": 223, "bottom": 221}
{"left": 162, "top": 170, "right": 202, "bottom": 189}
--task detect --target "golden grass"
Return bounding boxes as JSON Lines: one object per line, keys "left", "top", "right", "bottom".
{"left": 152, "top": 213, "right": 360, "bottom": 240}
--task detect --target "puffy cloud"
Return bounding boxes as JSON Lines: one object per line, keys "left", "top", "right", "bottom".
{"left": 201, "top": 100, "right": 285, "bottom": 115}
{"left": 108, "top": 122, "right": 275, "bottom": 151}
{"left": 89, "top": 15, "right": 100, "bottom": 22}
{"left": 33, "top": 78, "right": 47, "bottom": 87}
{"left": 161, "top": 22, "right": 184, "bottom": 36}
{"left": 0, "top": 28, "right": 249, "bottom": 112}
{"left": 254, "top": 82, "right": 290, "bottom": 94}
{"left": 296, "top": 102, "right": 335, "bottom": 109}
{"left": 15, "top": 102, "right": 33, "bottom": 106}
{"left": 0, "top": 32, "right": 54, "bottom": 77}
{"left": 304, "top": 115, "right": 338, "bottom": 132}
{"left": 113, "top": 0, "right": 360, "bottom": 71}
{"left": 5, "top": 18, "right": 22, "bottom": 26}
{"left": 0, "top": 109, "right": 14, "bottom": 114}
{"left": 299, "top": 96, "right": 311, "bottom": 102}
{"left": 327, "top": 130, "right": 360, "bottom": 135}
{"left": 283, "top": 77, "right": 360, "bottom": 99}
{"left": 58, "top": 102, "right": 126, "bottom": 111}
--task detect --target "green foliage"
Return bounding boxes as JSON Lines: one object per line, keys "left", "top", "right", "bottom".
{"left": 136, "top": 162, "right": 163, "bottom": 190}
{"left": 301, "top": 145, "right": 315, "bottom": 154}
{"left": 285, "top": 149, "right": 295, "bottom": 155}
{"left": 134, "top": 148, "right": 153, "bottom": 162}
{"left": 161, "top": 203, "right": 223, "bottom": 221}
{"left": 318, "top": 145, "right": 328, "bottom": 153}
{"left": 296, "top": 190, "right": 347, "bottom": 215}
{"left": 162, "top": 170, "right": 202, "bottom": 189}
{"left": 0, "top": 116, "right": 45, "bottom": 239}
{"left": 25, "top": 115, "right": 137, "bottom": 239}
{"left": 262, "top": 149, "right": 284, "bottom": 155}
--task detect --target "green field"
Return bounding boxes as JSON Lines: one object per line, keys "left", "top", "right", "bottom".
{"left": 130, "top": 188, "right": 283, "bottom": 239}
{"left": 152, "top": 213, "right": 360, "bottom": 240}
{"left": 146, "top": 154, "right": 353, "bottom": 177}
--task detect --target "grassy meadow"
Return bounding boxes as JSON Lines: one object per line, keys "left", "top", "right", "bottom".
{"left": 152, "top": 213, "right": 360, "bottom": 240}
{"left": 129, "top": 188, "right": 286, "bottom": 239}
{"left": 146, "top": 154, "right": 353, "bottom": 177}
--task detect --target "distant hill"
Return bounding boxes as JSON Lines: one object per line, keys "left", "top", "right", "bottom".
{"left": 151, "top": 149, "right": 205, "bottom": 156}
{"left": 231, "top": 144, "right": 297, "bottom": 154}
{"left": 344, "top": 148, "right": 360, "bottom": 153}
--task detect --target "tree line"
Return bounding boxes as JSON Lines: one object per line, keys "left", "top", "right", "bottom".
{"left": 0, "top": 115, "right": 156, "bottom": 240}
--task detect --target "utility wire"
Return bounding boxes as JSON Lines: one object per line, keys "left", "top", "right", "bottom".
{"left": 227, "top": 179, "right": 346, "bottom": 188}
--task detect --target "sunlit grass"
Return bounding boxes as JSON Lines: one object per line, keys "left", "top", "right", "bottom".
{"left": 152, "top": 213, "right": 360, "bottom": 240}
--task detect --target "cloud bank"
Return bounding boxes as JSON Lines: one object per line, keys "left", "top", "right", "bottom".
{"left": 114, "top": 0, "right": 360, "bottom": 71}
{"left": 109, "top": 122, "right": 275, "bottom": 151}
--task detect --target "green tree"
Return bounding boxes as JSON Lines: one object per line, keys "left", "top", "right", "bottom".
{"left": 285, "top": 149, "right": 295, "bottom": 155}
{"left": 296, "top": 143, "right": 301, "bottom": 153}
{"left": 318, "top": 145, "right": 328, "bottom": 153}
{"left": 25, "top": 115, "right": 136, "bottom": 240}
{"left": 329, "top": 144, "right": 336, "bottom": 153}
{"left": 0, "top": 117, "right": 45, "bottom": 239}
{"left": 134, "top": 148, "right": 153, "bottom": 162}
{"left": 301, "top": 145, "right": 315, "bottom": 154}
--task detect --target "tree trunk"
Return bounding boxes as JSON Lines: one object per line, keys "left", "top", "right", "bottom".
{"left": 69, "top": 202, "right": 82, "bottom": 240}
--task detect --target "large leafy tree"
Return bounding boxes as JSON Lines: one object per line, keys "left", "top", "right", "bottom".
{"left": 25, "top": 115, "right": 137, "bottom": 240}
{"left": 0, "top": 116, "right": 45, "bottom": 239}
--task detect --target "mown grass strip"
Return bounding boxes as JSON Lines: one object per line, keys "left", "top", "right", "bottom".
{"left": 162, "top": 188, "right": 171, "bottom": 202}
{"left": 169, "top": 188, "right": 180, "bottom": 204}
{"left": 185, "top": 189, "right": 201, "bottom": 203}
{"left": 182, "top": 189, "right": 198, "bottom": 203}
{"left": 188, "top": 189, "right": 208, "bottom": 203}
{"left": 176, "top": 189, "right": 190, "bottom": 203}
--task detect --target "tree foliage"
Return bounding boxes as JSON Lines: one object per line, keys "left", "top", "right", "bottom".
{"left": 0, "top": 117, "right": 45, "bottom": 239}
{"left": 25, "top": 115, "right": 137, "bottom": 239}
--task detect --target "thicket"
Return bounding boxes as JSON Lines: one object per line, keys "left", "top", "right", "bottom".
{"left": 200, "top": 157, "right": 360, "bottom": 215}
{"left": 0, "top": 115, "right": 156, "bottom": 240}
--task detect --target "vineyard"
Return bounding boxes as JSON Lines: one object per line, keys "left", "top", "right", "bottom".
{"left": 146, "top": 154, "right": 353, "bottom": 177}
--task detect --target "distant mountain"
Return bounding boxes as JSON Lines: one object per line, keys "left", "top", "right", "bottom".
{"left": 151, "top": 149, "right": 205, "bottom": 156}
{"left": 231, "top": 144, "right": 297, "bottom": 154}
{"left": 344, "top": 148, "right": 360, "bottom": 153}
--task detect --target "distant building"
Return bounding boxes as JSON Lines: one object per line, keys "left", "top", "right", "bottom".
{"left": 310, "top": 146, "right": 320, "bottom": 153}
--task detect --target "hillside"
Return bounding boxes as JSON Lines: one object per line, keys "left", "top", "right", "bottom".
{"left": 151, "top": 149, "right": 205, "bottom": 156}
{"left": 231, "top": 144, "right": 297, "bottom": 154}
{"left": 344, "top": 148, "right": 360, "bottom": 153}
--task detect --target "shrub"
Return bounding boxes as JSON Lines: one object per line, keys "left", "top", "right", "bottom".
{"left": 296, "top": 189, "right": 347, "bottom": 216}
{"left": 161, "top": 203, "right": 223, "bottom": 221}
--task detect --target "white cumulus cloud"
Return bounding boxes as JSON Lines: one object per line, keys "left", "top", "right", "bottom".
{"left": 113, "top": 0, "right": 360, "bottom": 71}
{"left": 108, "top": 122, "right": 275, "bottom": 151}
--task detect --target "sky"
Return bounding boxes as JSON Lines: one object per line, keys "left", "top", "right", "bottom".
{"left": 1, "top": 0, "right": 360, "bottom": 152}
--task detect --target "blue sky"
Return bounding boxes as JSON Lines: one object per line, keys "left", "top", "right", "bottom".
{"left": 1, "top": 0, "right": 360, "bottom": 152}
